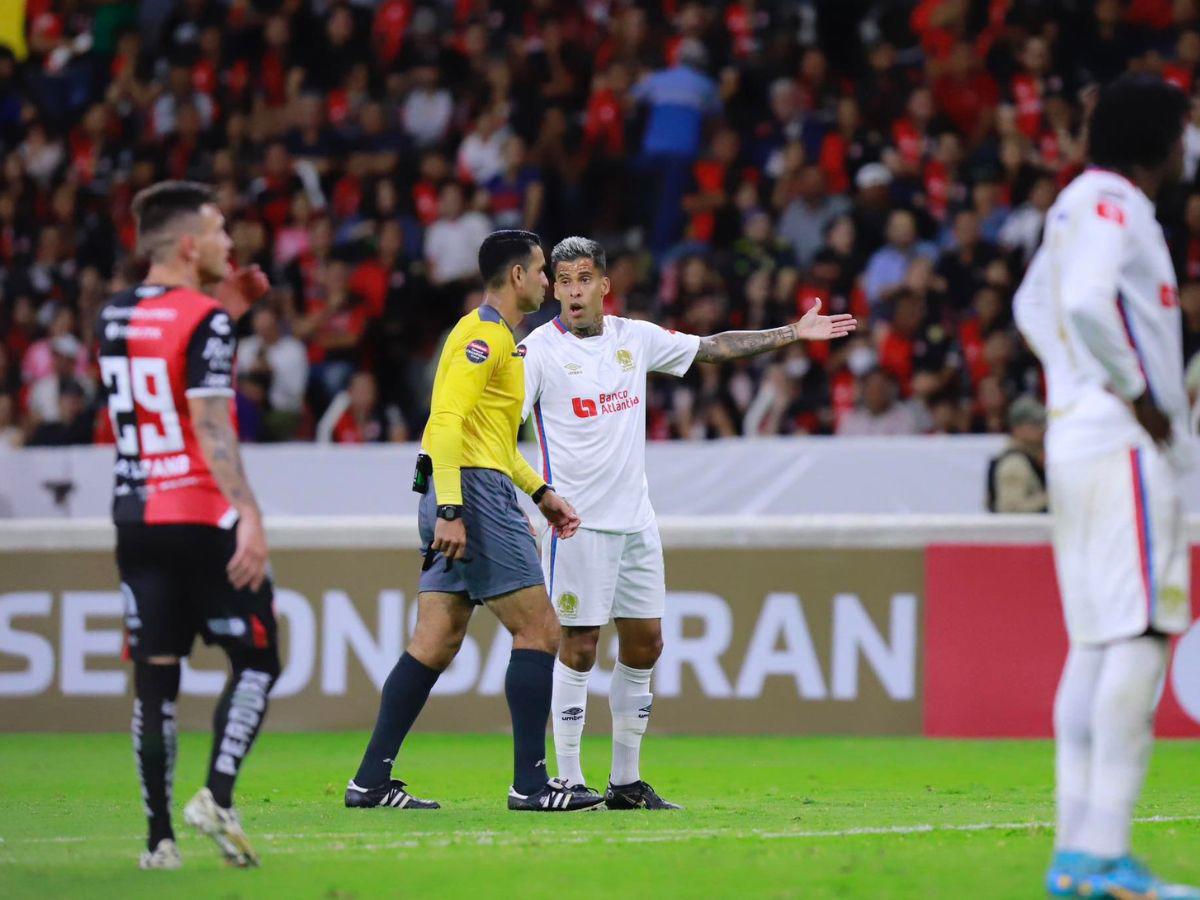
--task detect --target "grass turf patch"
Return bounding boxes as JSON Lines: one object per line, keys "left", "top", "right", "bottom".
{"left": 1, "top": 732, "right": 1196, "bottom": 898}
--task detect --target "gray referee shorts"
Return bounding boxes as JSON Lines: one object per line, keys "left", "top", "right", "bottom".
{"left": 417, "top": 467, "right": 545, "bottom": 603}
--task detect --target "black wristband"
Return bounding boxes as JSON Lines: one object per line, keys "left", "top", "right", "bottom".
{"left": 436, "top": 504, "right": 463, "bottom": 521}
{"left": 531, "top": 484, "right": 554, "bottom": 504}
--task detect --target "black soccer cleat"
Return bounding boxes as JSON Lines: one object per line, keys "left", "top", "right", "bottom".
{"left": 605, "top": 780, "right": 683, "bottom": 810}
{"left": 344, "top": 778, "right": 441, "bottom": 809}
{"left": 508, "top": 777, "right": 605, "bottom": 811}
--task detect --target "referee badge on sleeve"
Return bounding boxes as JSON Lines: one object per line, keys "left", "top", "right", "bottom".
{"left": 465, "top": 339, "right": 491, "bottom": 364}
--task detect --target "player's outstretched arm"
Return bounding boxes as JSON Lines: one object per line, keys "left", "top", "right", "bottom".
{"left": 694, "top": 299, "right": 856, "bottom": 363}
{"left": 189, "top": 395, "right": 268, "bottom": 591}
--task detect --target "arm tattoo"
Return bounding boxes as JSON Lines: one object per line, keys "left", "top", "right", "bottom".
{"left": 191, "top": 395, "right": 260, "bottom": 513}
{"left": 694, "top": 325, "right": 796, "bottom": 364}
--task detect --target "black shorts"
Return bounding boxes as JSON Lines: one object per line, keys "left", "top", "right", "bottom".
{"left": 117, "top": 523, "right": 277, "bottom": 661}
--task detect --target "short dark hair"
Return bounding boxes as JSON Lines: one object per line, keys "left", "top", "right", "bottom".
{"left": 550, "top": 236, "right": 606, "bottom": 274}
{"left": 478, "top": 229, "right": 541, "bottom": 287}
{"left": 131, "top": 180, "right": 215, "bottom": 260}
{"left": 1088, "top": 74, "right": 1188, "bottom": 172}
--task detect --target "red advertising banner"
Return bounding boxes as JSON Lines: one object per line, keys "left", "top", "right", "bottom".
{"left": 924, "top": 544, "right": 1200, "bottom": 738}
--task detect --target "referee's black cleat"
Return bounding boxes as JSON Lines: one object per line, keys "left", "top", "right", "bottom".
{"left": 344, "top": 778, "right": 441, "bottom": 809}
{"left": 508, "top": 777, "right": 604, "bottom": 811}
{"left": 605, "top": 780, "right": 683, "bottom": 810}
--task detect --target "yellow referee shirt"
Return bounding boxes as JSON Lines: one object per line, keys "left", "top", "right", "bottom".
{"left": 422, "top": 304, "right": 546, "bottom": 506}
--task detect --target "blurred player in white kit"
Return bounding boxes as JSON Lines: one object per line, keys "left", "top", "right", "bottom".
{"left": 1014, "top": 75, "right": 1199, "bottom": 899}
{"left": 521, "top": 237, "right": 855, "bottom": 809}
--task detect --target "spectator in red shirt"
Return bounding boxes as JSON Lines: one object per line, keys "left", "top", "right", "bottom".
{"left": 317, "top": 370, "right": 406, "bottom": 443}
{"left": 294, "top": 259, "right": 369, "bottom": 408}
{"left": 1008, "top": 36, "right": 1059, "bottom": 140}
{"left": 818, "top": 96, "right": 879, "bottom": 196}
{"left": 932, "top": 42, "right": 999, "bottom": 144}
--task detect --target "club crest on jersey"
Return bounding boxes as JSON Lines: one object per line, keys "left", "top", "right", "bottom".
{"left": 556, "top": 592, "right": 579, "bottom": 616}
{"left": 513, "top": 344, "right": 528, "bottom": 358}
{"left": 616, "top": 348, "right": 634, "bottom": 371}
{"left": 465, "top": 339, "right": 490, "bottom": 364}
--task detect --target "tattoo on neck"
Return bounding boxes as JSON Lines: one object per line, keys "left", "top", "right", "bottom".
{"left": 571, "top": 320, "right": 604, "bottom": 338}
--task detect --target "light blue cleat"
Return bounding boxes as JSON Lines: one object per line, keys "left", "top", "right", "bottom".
{"left": 1047, "top": 851, "right": 1109, "bottom": 897}
{"left": 1080, "top": 855, "right": 1200, "bottom": 900}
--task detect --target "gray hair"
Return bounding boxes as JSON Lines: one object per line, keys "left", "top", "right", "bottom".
{"left": 550, "top": 236, "right": 607, "bottom": 274}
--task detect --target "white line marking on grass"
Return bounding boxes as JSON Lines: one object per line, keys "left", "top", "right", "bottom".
{"left": 3, "top": 814, "right": 1198, "bottom": 857}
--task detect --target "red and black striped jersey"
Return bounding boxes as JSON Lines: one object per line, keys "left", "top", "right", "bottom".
{"left": 96, "top": 284, "right": 239, "bottom": 527}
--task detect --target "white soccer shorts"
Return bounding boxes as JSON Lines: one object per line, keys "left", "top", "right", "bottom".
{"left": 1050, "top": 444, "right": 1191, "bottom": 645}
{"left": 542, "top": 523, "right": 666, "bottom": 627}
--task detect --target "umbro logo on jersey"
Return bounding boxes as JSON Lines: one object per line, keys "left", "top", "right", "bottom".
{"left": 564, "top": 363, "right": 583, "bottom": 375}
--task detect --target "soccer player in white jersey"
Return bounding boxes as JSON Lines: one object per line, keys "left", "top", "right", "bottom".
{"left": 521, "top": 237, "right": 855, "bottom": 809}
{"left": 1014, "top": 75, "right": 1199, "bottom": 899}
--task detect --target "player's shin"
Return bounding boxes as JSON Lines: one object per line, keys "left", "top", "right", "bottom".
{"left": 1053, "top": 645, "right": 1102, "bottom": 850}
{"left": 133, "top": 662, "right": 181, "bottom": 851}
{"left": 552, "top": 658, "right": 591, "bottom": 786}
{"left": 609, "top": 661, "right": 653, "bottom": 786}
{"left": 1076, "top": 636, "right": 1169, "bottom": 859}
{"left": 206, "top": 647, "right": 280, "bottom": 808}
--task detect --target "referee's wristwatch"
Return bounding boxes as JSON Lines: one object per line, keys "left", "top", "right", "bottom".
{"left": 436, "top": 504, "right": 463, "bottom": 521}
{"left": 531, "top": 484, "right": 555, "bottom": 504}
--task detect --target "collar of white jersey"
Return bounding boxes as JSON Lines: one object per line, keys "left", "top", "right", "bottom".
{"left": 1084, "top": 166, "right": 1155, "bottom": 213}
{"left": 550, "top": 315, "right": 609, "bottom": 340}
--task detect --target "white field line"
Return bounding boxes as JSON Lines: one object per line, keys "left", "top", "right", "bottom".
{"left": 1, "top": 814, "right": 1198, "bottom": 857}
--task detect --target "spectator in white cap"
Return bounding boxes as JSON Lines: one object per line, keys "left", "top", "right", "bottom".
{"left": 855, "top": 162, "right": 892, "bottom": 190}
{"left": 20, "top": 306, "right": 90, "bottom": 384}
{"left": 852, "top": 162, "right": 895, "bottom": 254}
{"left": 28, "top": 334, "right": 95, "bottom": 425}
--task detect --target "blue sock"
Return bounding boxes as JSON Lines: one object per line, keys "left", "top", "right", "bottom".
{"left": 505, "top": 649, "right": 554, "bottom": 795}
{"left": 355, "top": 652, "right": 440, "bottom": 787}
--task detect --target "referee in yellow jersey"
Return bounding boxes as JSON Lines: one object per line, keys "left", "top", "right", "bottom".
{"left": 345, "top": 231, "right": 604, "bottom": 812}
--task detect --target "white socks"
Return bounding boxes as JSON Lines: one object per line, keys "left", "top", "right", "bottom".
{"left": 1054, "top": 636, "right": 1168, "bottom": 858}
{"left": 609, "top": 661, "right": 653, "bottom": 786}
{"left": 552, "top": 658, "right": 655, "bottom": 787}
{"left": 552, "top": 659, "right": 590, "bottom": 787}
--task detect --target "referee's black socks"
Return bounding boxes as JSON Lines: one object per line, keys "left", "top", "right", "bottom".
{"left": 355, "top": 652, "right": 441, "bottom": 788}
{"left": 506, "top": 649, "right": 554, "bottom": 795}
{"left": 133, "top": 661, "right": 180, "bottom": 851}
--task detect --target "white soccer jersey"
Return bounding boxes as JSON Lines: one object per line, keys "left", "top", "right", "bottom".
{"left": 1014, "top": 168, "right": 1191, "bottom": 471}
{"left": 521, "top": 315, "right": 701, "bottom": 533}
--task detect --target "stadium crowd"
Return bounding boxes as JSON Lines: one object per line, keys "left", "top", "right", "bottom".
{"left": 5, "top": 0, "right": 1200, "bottom": 446}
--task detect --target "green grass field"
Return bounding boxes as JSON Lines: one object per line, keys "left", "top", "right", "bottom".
{"left": 0, "top": 733, "right": 1196, "bottom": 898}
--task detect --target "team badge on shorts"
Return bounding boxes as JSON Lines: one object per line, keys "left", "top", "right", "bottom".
{"left": 465, "top": 339, "right": 490, "bottom": 364}
{"left": 1159, "top": 585, "right": 1188, "bottom": 617}
{"left": 616, "top": 348, "right": 634, "bottom": 371}
{"left": 556, "top": 592, "right": 580, "bottom": 616}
